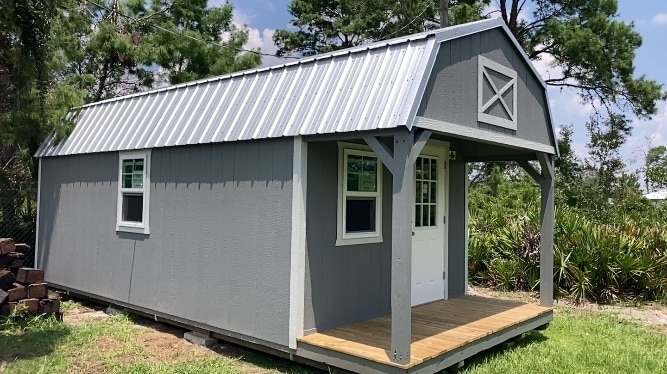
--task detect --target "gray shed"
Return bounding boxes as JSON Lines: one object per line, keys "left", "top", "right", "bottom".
{"left": 35, "top": 18, "right": 555, "bottom": 373}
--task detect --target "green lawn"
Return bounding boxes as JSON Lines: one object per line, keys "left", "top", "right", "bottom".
{"left": 462, "top": 308, "right": 667, "bottom": 374}
{"left": 1, "top": 303, "right": 666, "bottom": 373}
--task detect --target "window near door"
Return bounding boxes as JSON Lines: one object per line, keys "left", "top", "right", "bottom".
{"left": 415, "top": 156, "right": 438, "bottom": 228}
{"left": 117, "top": 151, "right": 151, "bottom": 234}
{"left": 336, "top": 145, "right": 382, "bottom": 246}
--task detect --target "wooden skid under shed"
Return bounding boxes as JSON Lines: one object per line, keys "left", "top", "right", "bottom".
{"left": 297, "top": 295, "right": 553, "bottom": 373}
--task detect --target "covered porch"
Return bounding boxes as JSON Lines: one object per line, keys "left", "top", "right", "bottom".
{"left": 297, "top": 295, "right": 553, "bottom": 374}
{"left": 290, "top": 18, "right": 559, "bottom": 373}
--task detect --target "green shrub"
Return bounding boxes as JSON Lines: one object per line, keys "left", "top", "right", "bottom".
{"left": 468, "top": 170, "right": 667, "bottom": 303}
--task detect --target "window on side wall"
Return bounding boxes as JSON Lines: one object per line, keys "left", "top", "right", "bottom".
{"left": 117, "top": 151, "right": 150, "bottom": 234}
{"left": 336, "top": 144, "right": 382, "bottom": 246}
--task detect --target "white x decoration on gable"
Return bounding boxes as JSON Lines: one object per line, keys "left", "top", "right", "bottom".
{"left": 478, "top": 56, "right": 518, "bottom": 130}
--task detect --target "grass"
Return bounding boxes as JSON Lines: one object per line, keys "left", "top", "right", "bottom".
{"left": 0, "top": 309, "right": 315, "bottom": 374}
{"left": 462, "top": 308, "right": 667, "bottom": 374}
{"left": 1, "top": 303, "right": 666, "bottom": 373}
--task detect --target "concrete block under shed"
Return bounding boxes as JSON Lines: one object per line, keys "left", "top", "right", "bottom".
{"left": 184, "top": 331, "right": 217, "bottom": 347}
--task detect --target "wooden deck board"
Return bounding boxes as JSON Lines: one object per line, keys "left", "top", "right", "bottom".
{"left": 298, "top": 295, "right": 552, "bottom": 369}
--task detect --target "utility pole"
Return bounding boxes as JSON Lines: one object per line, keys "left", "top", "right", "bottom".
{"left": 440, "top": 0, "right": 449, "bottom": 28}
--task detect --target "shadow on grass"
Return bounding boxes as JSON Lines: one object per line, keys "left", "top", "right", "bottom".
{"left": 461, "top": 330, "right": 548, "bottom": 371}
{"left": 125, "top": 312, "right": 321, "bottom": 373}
{"left": 0, "top": 322, "right": 71, "bottom": 363}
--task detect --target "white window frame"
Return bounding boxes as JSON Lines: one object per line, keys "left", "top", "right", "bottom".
{"left": 336, "top": 142, "right": 383, "bottom": 246}
{"left": 116, "top": 150, "right": 151, "bottom": 235}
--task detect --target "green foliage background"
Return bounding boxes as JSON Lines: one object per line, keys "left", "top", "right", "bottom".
{"left": 468, "top": 162, "right": 667, "bottom": 303}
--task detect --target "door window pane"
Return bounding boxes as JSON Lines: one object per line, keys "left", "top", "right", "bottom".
{"left": 414, "top": 156, "right": 438, "bottom": 228}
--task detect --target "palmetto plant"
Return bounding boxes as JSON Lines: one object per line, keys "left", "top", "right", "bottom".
{"left": 469, "top": 197, "right": 667, "bottom": 303}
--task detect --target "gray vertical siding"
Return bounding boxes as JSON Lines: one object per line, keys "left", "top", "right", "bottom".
{"left": 447, "top": 152, "right": 468, "bottom": 298}
{"left": 417, "top": 29, "right": 554, "bottom": 147}
{"left": 38, "top": 138, "right": 294, "bottom": 346}
{"left": 303, "top": 141, "right": 392, "bottom": 333}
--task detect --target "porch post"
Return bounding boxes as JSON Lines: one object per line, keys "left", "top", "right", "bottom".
{"left": 364, "top": 129, "right": 431, "bottom": 364}
{"left": 390, "top": 131, "right": 414, "bottom": 365}
{"left": 538, "top": 154, "right": 554, "bottom": 307}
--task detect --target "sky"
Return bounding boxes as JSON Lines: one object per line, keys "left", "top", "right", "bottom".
{"left": 218, "top": 0, "right": 667, "bottom": 171}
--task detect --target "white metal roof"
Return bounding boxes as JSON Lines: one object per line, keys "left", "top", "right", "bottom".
{"left": 36, "top": 18, "right": 550, "bottom": 157}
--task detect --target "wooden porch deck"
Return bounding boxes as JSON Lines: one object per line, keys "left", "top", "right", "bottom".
{"left": 297, "top": 295, "right": 553, "bottom": 373}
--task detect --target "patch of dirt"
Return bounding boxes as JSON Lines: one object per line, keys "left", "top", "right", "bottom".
{"left": 134, "top": 329, "right": 215, "bottom": 363}
{"left": 577, "top": 302, "right": 667, "bottom": 334}
{"left": 469, "top": 285, "right": 667, "bottom": 335}
{"left": 94, "top": 336, "right": 124, "bottom": 352}
{"left": 64, "top": 309, "right": 109, "bottom": 325}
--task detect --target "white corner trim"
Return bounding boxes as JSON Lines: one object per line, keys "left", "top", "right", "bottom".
{"left": 289, "top": 136, "right": 307, "bottom": 349}
{"left": 116, "top": 150, "right": 151, "bottom": 235}
{"left": 464, "top": 165, "right": 470, "bottom": 295}
{"left": 35, "top": 158, "right": 42, "bottom": 268}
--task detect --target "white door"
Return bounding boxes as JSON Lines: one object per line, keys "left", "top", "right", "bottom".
{"left": 411, "top": 145, "right": 448, "bottom": 306}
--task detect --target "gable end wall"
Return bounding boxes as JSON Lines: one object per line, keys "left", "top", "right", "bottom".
{"left": 418, "top": 29, "right": 554, "bottom": 148}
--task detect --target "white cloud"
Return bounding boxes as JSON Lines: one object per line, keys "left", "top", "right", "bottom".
{"left": 652, "top": 13, "right": 667, "bottom": 25}
{"left": 482, "top": 2, "right": 530, "bottom": 23}
{"left": 624, "top": 100, "right": 667, "bottom": 168}
{"left": 232, "top": 10, "right": 284, "bottom": 67}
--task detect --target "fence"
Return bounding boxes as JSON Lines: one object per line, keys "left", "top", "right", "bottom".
{"left": 0, "top": 186, "right": 36, "bottom": 267}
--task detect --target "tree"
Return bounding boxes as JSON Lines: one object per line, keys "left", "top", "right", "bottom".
{"left": 276, "top": 0, "right": 665, "bottom": 119}
{"left": 584, "top": 114, "right": 631, "bottom": 199}
{"left": 645, "top": 145, "right": 667, "bottom": 192}
{"left": 53, "top": 0, "right": 261, "bottom": 101}
{"left": 273, "top": 0, "right": 488, "bottom": 57}
{"left": 140, "top": 0, "right": 260, "bottom": 85}
{"left": 0, "top": 0, "right": 82, "bottom": 236}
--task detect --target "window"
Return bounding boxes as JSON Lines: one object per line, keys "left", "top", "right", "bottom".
{"left": 336, "top": 144, "right": 382, "bottom": 246}
{"left": 117, "top": 151, "right": 150, "bottom": 234}
{"left": 415, "top": 156, "right": 438, "bottom": 228}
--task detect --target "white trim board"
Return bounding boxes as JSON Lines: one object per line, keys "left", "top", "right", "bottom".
{"left": 35, "top": 158, "right": 42, "bottom": 268}
{"left": 116, "top": 150, "right": 151, "bottom": 235}
{"left": 477, "top": 56, "right": 518, "bottom": 131}
{"left": 335, "top": 142, "right": 384, "bottom": 247}
{"left": 415, "top": 116, "right": 556, "bottom": 155}
{"left": 288, "top": 136, "right": 307, "bottom": 349}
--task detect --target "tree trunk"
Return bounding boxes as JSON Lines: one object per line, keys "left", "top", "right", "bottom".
{"left": 439, "top": 0, "right": 449, "bottom": 27}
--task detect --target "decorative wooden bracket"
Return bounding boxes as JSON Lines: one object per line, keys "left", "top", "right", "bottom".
{"left": 363, "top": 129, "right": 432, "bottom": 176}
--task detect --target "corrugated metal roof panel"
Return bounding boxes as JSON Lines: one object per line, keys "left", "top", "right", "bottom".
{"left": 38, "top": 18, "right": 542, "bottom": 157}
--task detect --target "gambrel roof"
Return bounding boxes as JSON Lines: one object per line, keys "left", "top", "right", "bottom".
{"left": 36, "top": 18, "right": 555, "bottom": 157}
